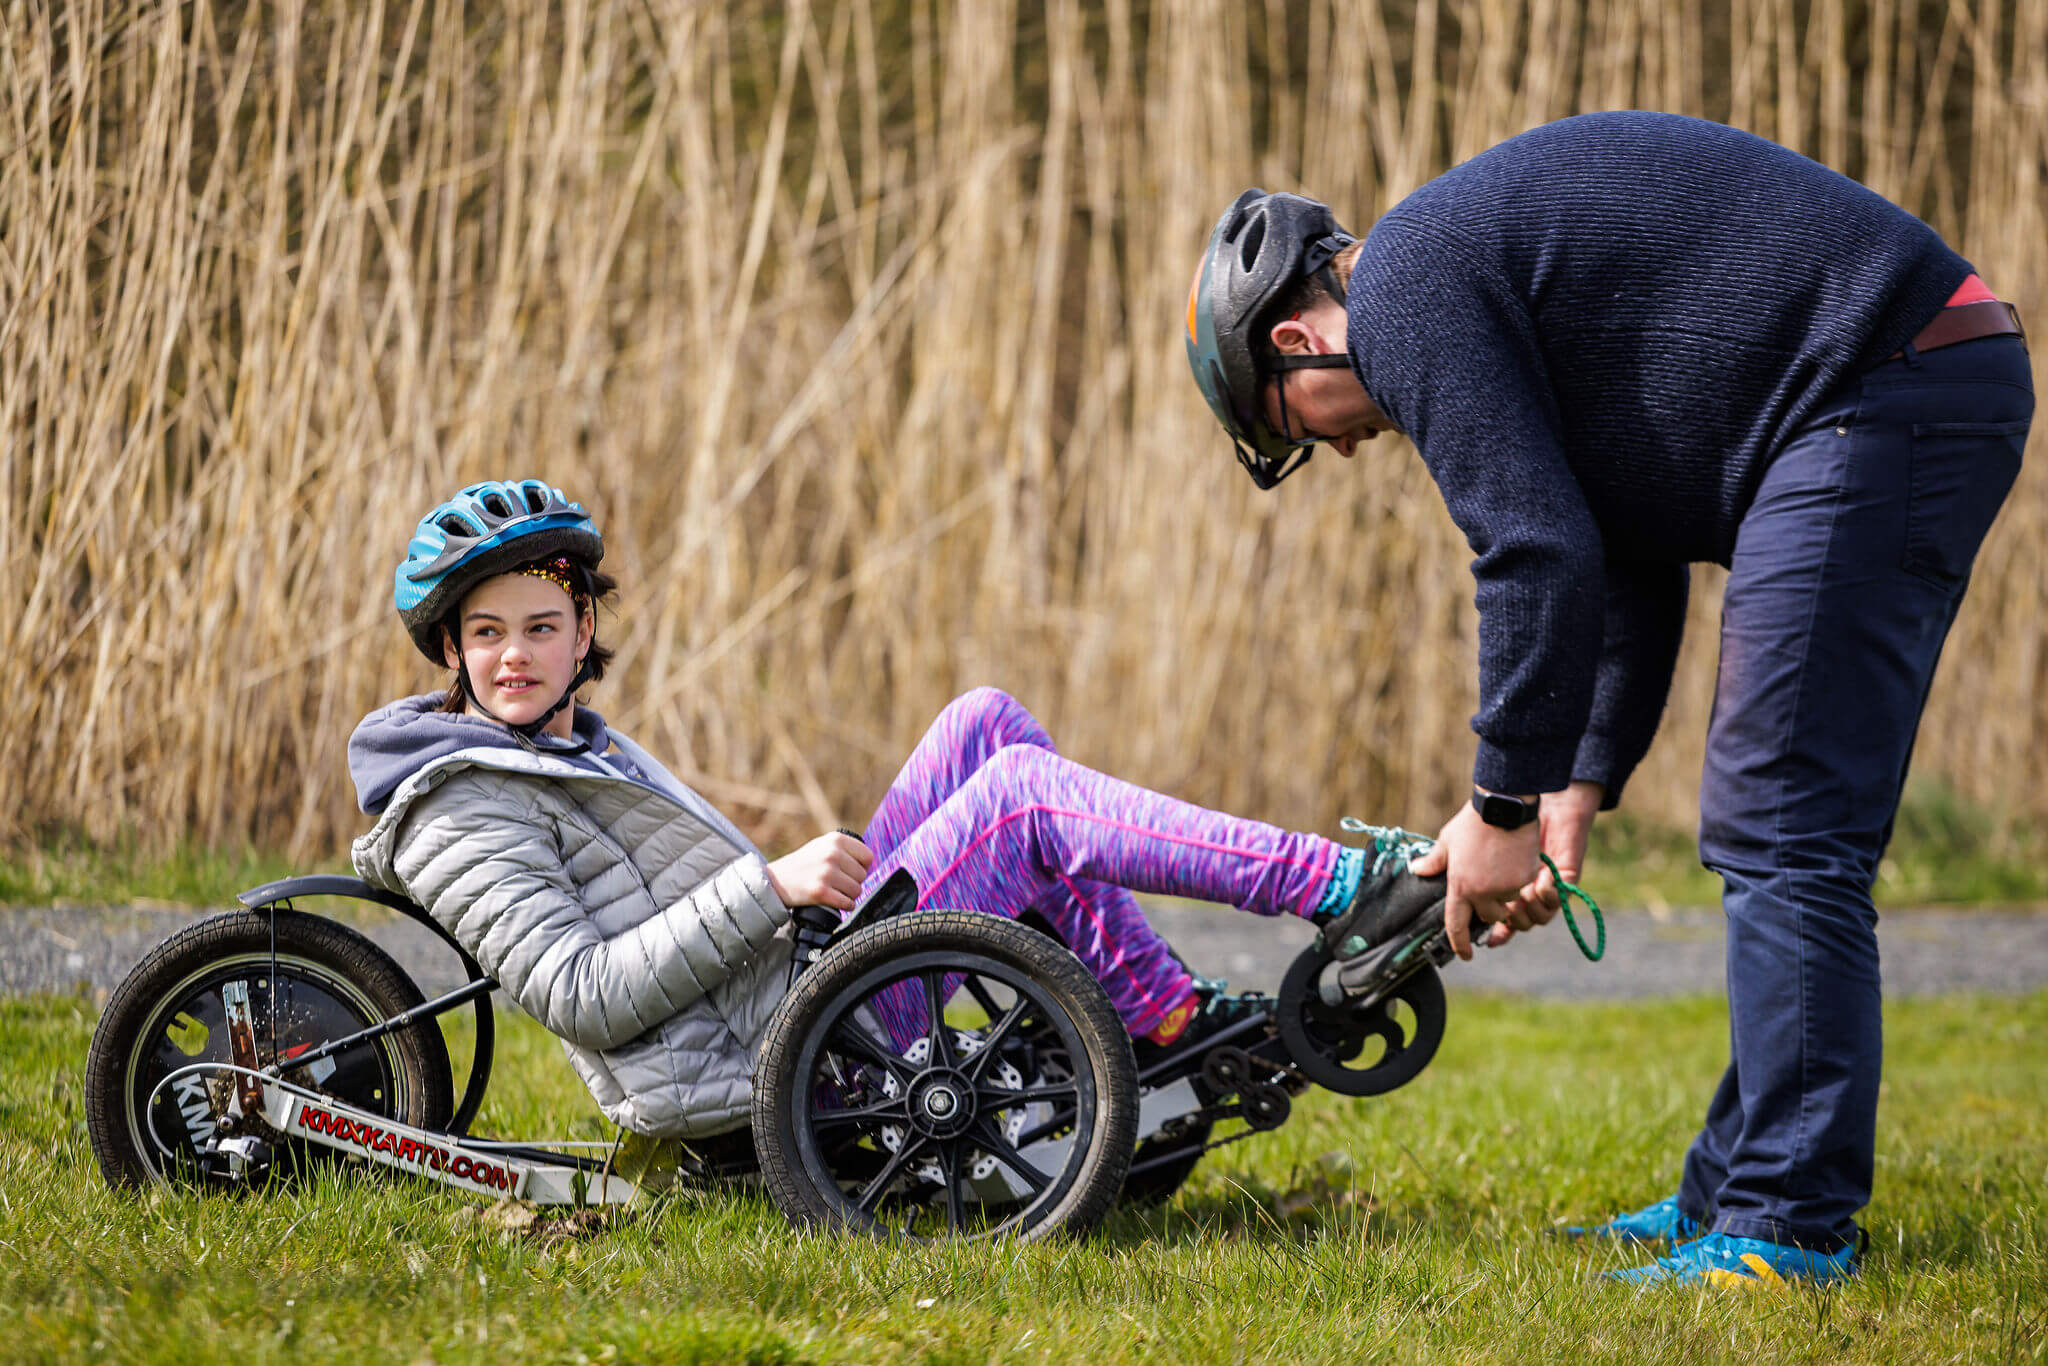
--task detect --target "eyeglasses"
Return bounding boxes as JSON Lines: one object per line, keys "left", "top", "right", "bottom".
{"left": 1236, "top": 351, "right": 1352, "bottom": 489}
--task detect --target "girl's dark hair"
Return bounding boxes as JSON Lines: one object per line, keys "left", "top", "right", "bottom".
{"left": 436, "top": 561, "right": 619, "bottom": 714}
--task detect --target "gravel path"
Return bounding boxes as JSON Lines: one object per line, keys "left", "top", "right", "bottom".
{"left": 1144, "top": 901, "right": 2048, "bottom": 999}
{"left": 8, "top": 899, "right": 2048, "bottom": 1002}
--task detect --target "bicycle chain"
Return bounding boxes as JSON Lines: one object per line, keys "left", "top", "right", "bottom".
{"left": 1141, "top": 1044, "right": 1312, "bottom": 1167}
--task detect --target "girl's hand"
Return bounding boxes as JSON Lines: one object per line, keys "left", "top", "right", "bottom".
{"left": 767, "top": 831, "right": 874, "bottom": 912}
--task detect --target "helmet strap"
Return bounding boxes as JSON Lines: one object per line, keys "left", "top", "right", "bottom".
{"left": 1234, "top": 437, "right": 1314, "bottom": 490}
{"left": 452, "top": 639, "right": 595, "bottom": 756}
{"left": 446, "top": 558, "right": 601, "bottom": 754}
{"left": 1235, "top": 361, "right": 1344, "bottom": 490}
{"left": 1301, "top": 232, "right": 1352, "bottom": 302}
{"left": 1267, "top": 353, "right": 1353, "bottom": 371}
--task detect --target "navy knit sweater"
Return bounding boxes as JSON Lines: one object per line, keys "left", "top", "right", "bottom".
{"left": 1346, "top": 111, "right": 1968, "bottom": 802}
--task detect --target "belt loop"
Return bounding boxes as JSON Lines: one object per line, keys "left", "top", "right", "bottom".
{"left": 1901, "top": 340, "right": 1921, "bottom": 368}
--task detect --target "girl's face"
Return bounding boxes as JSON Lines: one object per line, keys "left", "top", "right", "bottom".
{"left": 444, "top": 572, "right": 593, "bottom": 738}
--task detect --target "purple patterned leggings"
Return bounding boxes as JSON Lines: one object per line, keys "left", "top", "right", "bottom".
{"left": 856, "top": 688, "right": 1344, "bottom": 1035}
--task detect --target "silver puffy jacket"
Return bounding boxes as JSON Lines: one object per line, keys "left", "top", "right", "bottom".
{"left": 351, "top": 738, "right": 794, "bottom": 1137}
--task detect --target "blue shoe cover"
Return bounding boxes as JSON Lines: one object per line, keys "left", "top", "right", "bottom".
{"left": 1566, "top": 1195, "right": 1701, "bottom": 1246}
{"left": 1606, "top": 1231, "right": 1859, "bottom": 1287}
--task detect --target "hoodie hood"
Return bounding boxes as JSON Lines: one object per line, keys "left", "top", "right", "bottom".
{"left": 348, "top": 694, "right": 615, "bottom": 814}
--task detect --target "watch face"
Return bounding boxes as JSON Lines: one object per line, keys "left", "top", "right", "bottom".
{"left": 1476, "top": 791, "right": 1537, "bottom": 830}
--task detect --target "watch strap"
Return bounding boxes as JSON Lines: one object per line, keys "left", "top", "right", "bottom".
{"left": 1471, "top": 787, "right": 1540, "bottom": 830}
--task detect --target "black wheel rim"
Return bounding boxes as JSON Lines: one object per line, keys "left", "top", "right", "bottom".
{"left": 123, "top": 952, "right": 408, "bottom": 1185}
{"left": 790, "top": 947, "right": 1098, "bottom": 1239}
{"left": 1275, "top": 953, "right": 1447, "bottom": 1097}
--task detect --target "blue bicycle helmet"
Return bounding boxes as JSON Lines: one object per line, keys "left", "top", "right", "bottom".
{"left": 1186, "top": 188, "right": 1356, "bottom": 489}
{"left": 395, "top": 478, "right": 604, "bottom": 664}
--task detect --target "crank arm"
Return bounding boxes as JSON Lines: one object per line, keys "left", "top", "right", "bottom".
{"left": 1133, "top": 1008, "right": 1278, "bottom": 1089}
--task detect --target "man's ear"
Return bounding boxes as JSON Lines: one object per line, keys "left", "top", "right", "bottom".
{"left": 1268, "top": 314, "right": 1316, "bottom": 356}
{"left": 441, "top": 624, "right": 461, "bottom": 670}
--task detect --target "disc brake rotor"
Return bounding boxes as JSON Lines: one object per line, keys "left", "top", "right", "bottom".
{"left": 877, "top": 1029, "right": 1026, "bottom": 1182}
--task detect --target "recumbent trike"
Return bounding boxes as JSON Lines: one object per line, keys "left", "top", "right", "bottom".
{"left": 83, "top": 831, "right": 1475, "bottom": 1241}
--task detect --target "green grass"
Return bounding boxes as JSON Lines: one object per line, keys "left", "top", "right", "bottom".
{"left": 4, "top": 990, "right": 2043, "bottom": 1363}
{"left": 0, "top": 832, "right": 312, "bottom": 909}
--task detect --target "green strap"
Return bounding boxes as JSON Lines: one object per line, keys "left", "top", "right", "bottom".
{"left": 1338, "top": 817, "right": 1606, "bottom": 963}
{"left": 1539, "top": 852, "right": 1604, "bottom": 962}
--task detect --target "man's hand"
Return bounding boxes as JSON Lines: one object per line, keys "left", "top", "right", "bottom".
{"left": 1407, "top": 799, "right": 1542, "bottom": 960}
{"left": 1523, "top": 779, "right": 1603, "bottom": 908}
{"left": 767, "top": 830, "right": 874, "bottom": 912}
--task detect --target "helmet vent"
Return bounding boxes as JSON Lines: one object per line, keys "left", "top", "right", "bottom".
{"left": 481, "top": 492, "right": 513, "bottom": 518}
{"left": 437, "top": 513, "right": 474, "bottom": 537}
{"left": 522, "top": 485, "right": 548, "bottom": 514}
{"left": 1237, "top": 219, "right": 1266, "bottom": 270}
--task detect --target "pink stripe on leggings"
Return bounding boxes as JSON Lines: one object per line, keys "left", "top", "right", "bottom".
{"left": 852, "top": 688, "right": 1344, "bottom": 1032}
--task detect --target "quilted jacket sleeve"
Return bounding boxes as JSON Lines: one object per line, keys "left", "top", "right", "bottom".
{"left": 387, "top": 771, "right": 789, "bottom": 1050}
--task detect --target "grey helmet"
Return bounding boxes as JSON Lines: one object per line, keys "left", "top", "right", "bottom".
{"left": 1185, "top": 188, "right": 1355, "bottom": 488}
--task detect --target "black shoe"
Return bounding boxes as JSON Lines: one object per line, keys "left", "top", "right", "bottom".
{"left": 1132, "top": 982, "right": 1273, "bottom": 1070}
{"left": 1315, "top": 857, "right": 1445, "bottom": 961}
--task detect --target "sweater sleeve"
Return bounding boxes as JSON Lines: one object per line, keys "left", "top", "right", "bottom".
{"left": 388, "top": 773, "right": 790, "bottom": 1050}
{"left": 1571, "top": 561, "right": 1688, "bottom": 806}
{"left": 1347, "top": 214, "right": 1605, "bottom": 794}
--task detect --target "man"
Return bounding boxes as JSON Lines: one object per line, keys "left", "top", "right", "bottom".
{"left": 1184, "top": 110, "right": 2031, "bottom": 1285}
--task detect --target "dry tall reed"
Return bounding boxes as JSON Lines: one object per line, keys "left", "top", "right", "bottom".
{"left": 4, "top": 0, "right": 2045, "bottom": 864}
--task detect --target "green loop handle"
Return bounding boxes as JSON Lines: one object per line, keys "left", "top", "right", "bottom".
{"left": 1540, "top": 853, "right": 1604, "bottom": 962}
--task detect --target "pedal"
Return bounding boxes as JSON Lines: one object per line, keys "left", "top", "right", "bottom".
{"left": 1330, "top": 919, "right": 1451, "bottom": 1006}
{"left": 1274, "top": 925, "right": 1449, "bottom": 1098}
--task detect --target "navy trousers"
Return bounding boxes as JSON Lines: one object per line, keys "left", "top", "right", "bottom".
{"left": 1678, "top": 334, "right": 2033, "bottom": 1250}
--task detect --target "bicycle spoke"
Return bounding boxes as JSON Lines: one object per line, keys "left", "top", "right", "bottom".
{"left": 962, "top": 974, "right": 1007, "bottom": 1024}
{"left": 970, "top": 1117, "right": 1051, "bottom": 1195}
{"left": 807, "top": 1096, "right": 911, "bottom": 1132}
{"left": 854, "top": 1133, "right": 930, "bottom": 1215}
{"left": 963, "top": 997, "right": 1032, "bottom": 1081}
{"left": 921, "top": 972, "right": 954, "bottom": 1067}
{"left": 977, "top": 1082, "right": 1077, "bottom": 1109}
{"left": 937, "top": 1139, "right": 967, "bottom": 1230}
{"left": 826, "top": 1018, "right": 913, "bottom": 1080}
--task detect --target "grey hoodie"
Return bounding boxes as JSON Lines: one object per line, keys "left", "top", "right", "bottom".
{"left": 349, "top": 694, "right": 763, "bottom": 860}
{"left": 346, "top": 694, "right": 792, "bottom": 1137}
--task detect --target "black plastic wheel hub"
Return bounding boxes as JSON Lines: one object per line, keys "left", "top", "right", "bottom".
{"left": 907, "top": 1069, "right": 978, "bottom": 1138}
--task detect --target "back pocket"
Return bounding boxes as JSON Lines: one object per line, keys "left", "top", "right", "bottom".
{"left": 1904, "top": 419, "right": 2030, "bottom": 587}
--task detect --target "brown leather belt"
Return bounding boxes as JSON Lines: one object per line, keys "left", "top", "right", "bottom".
{"left": 1888, "top": 299, "right": 2026, "bottom": 360}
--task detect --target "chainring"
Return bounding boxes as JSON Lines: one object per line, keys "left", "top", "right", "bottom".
{"left": 1274, "top": 943, "right": 1446, "bottom": 1096}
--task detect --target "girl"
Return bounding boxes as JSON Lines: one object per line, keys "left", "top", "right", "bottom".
{"left": 347, "top": 478, "right": 1433, "bottom": 1140}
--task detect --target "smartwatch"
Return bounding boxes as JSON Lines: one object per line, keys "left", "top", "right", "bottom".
{"left": 1471, "top": 787, "right": 1540, "bottom": 830}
